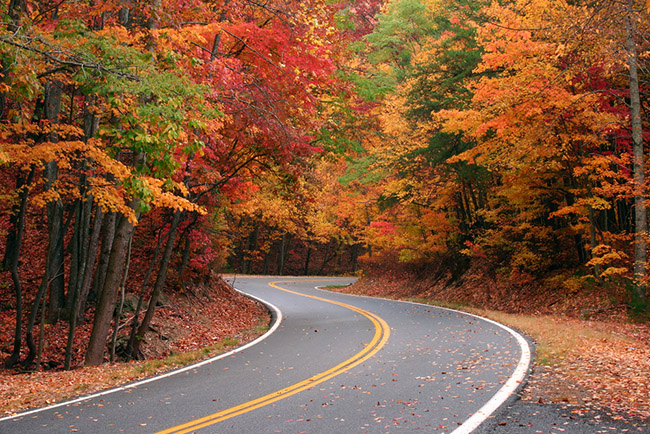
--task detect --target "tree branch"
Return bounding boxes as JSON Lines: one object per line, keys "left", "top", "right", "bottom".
{"left": 220, "top": 28, "right": 282, "bottom": 71}
{"left": 0, "top": 35, "right": 141, "bottom": 81}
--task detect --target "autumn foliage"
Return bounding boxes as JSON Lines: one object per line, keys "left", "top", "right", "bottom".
{"left": 327, "top": 0, "right": 650, "bottom": 316}
{"left": 0, "top": 0, "right": 375, "bottom": 368}
{"left": 2, "top": 0, "right": 649, "bottom": 373}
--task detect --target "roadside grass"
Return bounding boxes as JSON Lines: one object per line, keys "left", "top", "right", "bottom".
{"left": 321, "top": 285, "right": 351, "bottom": 289}
{"left": 0, "top": 322, "right": 268, "bottom": 417}
{"left": 133, "top": 337, "right": 241, "bottom": 377}
{"left": 252, "top": 324, "right": 270, "bottom": 334}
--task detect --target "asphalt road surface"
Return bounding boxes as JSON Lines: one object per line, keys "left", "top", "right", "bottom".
{"left": 1, "top": 276, "right": 530, "bottom": 433}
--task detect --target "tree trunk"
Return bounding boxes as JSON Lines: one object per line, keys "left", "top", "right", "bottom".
{"left": 242, "top": 223, "right": 259, "bottom": 274}
{"left": 564, "top": 190, "right": 587, "bottom": 263}
{"left": 588, "top": 205, "right": 603, "bottom": 282}
{"left": 456, "top": 192, "right": 468, "bottom": 230}
{"left": 467, "top": 181, "right": 479, "bottom": 213}
{"left": 7, "top": 0, "right": 27, "bottom": 30}
{"left": 3, "top": 169, "right": 33, "bottom": 368}
{"left": 209, "top": 0, "right": 231, "bottom": 61}
{"left": 130, "top": 211, "right": 182, "bottom": 358}
{"left": 39, "top": 80, "right": 66, "bottom": 324}
{"left": 119, "top": 7, "right": 130, "bottom": 28}
{"left": 5, "top": 264, "right": 24, "bottom": 369}
{"left": 365, "top": 205, "right": 373, "bottom": 258}
{"left": 65, "top": 94, "right": 99, "bottom": 327}
{"left": 319, "top": 239, "right": 332, "bottom": 275}
{"left": 277, "top": 233, "right": 291, "bottom": 275}
{"left": 91, "top": 211, "right": 116, "bottom": 303}
{"left": 110, "top": 235, "right": 133, "bottom": 362}
{"left": 64, "top": 204, "right": 103, "bottom": 369}
{"left": 35, "top": 289, "right": 47, "bottom": 370}
{"left": 178, "top": 236, "right": 191, "bottom": 276}
{"left": 44, "top": 187, "right": 65, "bottom": 324}
{"left": 76, "top": 206, "right": 104, "bottom": 323}
{"left": 3, "top": 0, "right": 34, "bottom": 369}
{"left": 238, "top": 236, "right": 247, "bottom": 274}
{"left": 70, "top": 93, "right": 101, "bottom": 326}
{"left": 67, "top": 201, "right": 82, "bottom": 317}
{"left": 126, "top": 224, "right": 166, "bottom": 358}
{"left": 145, "top": 0, "right": 161, "bottom": 51}
{"left": 23, "top": 271, "right": 48, "bottom": 367}
{"left": 85, "top": 203, "right": 139, "bottom": 366}
{"left": 1, "top": 172, "right": 28, "bottom": 271}
{"left": 174, "top": 211, "right": 198, "bottom": 277}
{"left": 262, "top": 250, "right": 270, "bottom": 274}
{"left": 626, "top": 0, "right": 647, "bottom": 302}
{"left": 62, "top": 198, "right": 85, "bottom": 368}
{"left": 335, "top": 245, "right": 343, "bottom": 274}
{"left": 303, "top": 246, "right": 312, "bottom": 275}
{"left": 66, "top": 189, "right": 92, "bottom": 318}
{"left": 351, "top": 243, "right": 360, "bottom": 273}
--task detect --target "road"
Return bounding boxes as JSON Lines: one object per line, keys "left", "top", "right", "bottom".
{"left": 1, "top": 276, "right": 530, "bottom": 433}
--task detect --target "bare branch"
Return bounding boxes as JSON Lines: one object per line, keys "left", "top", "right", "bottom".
{"left": 242, "top": 1, "right": 293, "bottom": 25}
{"left": 484, "top": 20, "right": 552, "bottom": 32}
{"left": 32, "top": 0, "right": 67, "bottom": 25}
{"left": 0, "top": 35, "right": 141, "bottom": 81}
{"left": 189, "top": 40, "right": 213, "bottom": 56}
{"left": 221, "top": 28, "right": 282, "bottom": 71}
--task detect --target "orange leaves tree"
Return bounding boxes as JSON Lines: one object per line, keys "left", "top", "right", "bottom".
{"left": 1, "top": 7, "right": 213, "bottom": 367}
{"left": 343, "top": 0, "right": 650, "bottom": 310}
{"left": 439, "top": 0, "right": 649, "bottom": 292}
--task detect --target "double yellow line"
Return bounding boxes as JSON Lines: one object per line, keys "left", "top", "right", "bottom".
{"left": 154, "top": 280, "right": 390, "bottom": 434}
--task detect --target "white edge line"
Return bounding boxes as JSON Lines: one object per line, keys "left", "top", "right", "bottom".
{"left": 445, "top": 308, "right": 531, "bottom": 434}
{"left": 0, "top": 288, "right": 283, "bottom": 423}
{"left": 315, "top": 286, "right": 532, "bottom": 434}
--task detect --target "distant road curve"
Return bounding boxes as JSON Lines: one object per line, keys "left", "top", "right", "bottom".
{"left": 1, "top": 276, "right": 530, "bottom": 433}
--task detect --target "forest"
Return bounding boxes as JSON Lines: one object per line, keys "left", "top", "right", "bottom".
{"left": 0, "top": 0, "right": 648, "bottom": 371}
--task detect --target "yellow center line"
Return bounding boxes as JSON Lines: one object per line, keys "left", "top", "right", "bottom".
{"left": 153, "top": 279, "right": 390, "bottom": 434}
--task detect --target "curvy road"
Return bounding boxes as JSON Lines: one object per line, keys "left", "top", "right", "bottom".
{"left": 1, "top": 276, "right": 530, "bottom": 433}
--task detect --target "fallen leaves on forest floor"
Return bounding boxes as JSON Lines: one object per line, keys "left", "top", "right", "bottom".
{"left": 458, "top": 309, "right": 650, "bottom": 420}
{"left": 516, "top": 317, "right": 650, "bottom": 419}
{"left": 0, "top": 277, "right": 269, "bottom": 417}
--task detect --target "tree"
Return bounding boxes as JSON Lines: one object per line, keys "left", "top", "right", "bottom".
{"left": 625, "top": 0, "right": 648, "bottom": 302}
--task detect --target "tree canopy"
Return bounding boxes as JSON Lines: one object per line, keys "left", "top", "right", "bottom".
{"left": 1, "top": 0, "right": 649, "bottom": 369}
